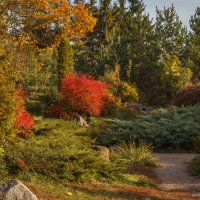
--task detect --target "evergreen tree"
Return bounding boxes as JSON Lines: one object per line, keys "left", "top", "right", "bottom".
{"left": 96, "top": 31, "right": 130, "bottom": 80}
{"left": 57, "top": 37, "right": 74, "bottom": 80}
{"left": 128, "top": 0, "right": 145, "bottom": 13}
{"left": 187, "top": 7, "right": 200, "bottom": 81}
{"left": 75, "top": 0, "right": 116, "bottom": 77}
{"left": 154, "top": 4, "right": 188, "bottom": 61}
{"left": 125, "top": 0, "right": 154, "bottom": 84}
{"left": 74, "top": 0, "right": 85, "bottom": 4}
{"left": 95, "top": 0, "right": 154, "bottom": 82}
{"left": 74, "top": 0, "right": 99, "bottom": 76}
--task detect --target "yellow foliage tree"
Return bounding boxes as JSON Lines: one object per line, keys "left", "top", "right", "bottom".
{"left": 157, "top": 54, "right": 192, "bottom": 104}
{"left": 6, "top": 0, "right": 96, "bottom": 47}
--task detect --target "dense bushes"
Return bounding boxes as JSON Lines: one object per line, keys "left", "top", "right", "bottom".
{"left": 0, "top": 73, "right": 17, "bottom": 142}
{"left": 116, "top": 82, "right": 140, "bottom": 104}
{"left": 154, "top": 55, "right": 191, "bottom": 105}
{"left": 0, "top": 37, "right": 18, "bottom": 143}
{"left": 15, "top": 91, "right": 34, "bottom": 137}
{"left": 60, "top": 75, "right": 113, "bottom": 116}
{"left": 172, "top": 83, "right": 200, "bottom": 106}
{"left": 2, "top": 118, "right": 121, "bottom": 183}
{"left": 191, "top": 156, "right": 200, "bottom": 176}
{"left": 92, "top": 105, "right": 200, "bottom": 151}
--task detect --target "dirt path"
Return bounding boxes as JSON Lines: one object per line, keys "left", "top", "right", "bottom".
{"left": 153, "top": 153, "right": 200, "bottom": 198}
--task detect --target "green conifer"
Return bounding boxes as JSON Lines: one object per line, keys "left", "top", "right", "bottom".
{"left": 57, "top": 37, "right": 74, "bottom": 80}
{"left": 187, "top": 7, "right": 200, "bottom": 81}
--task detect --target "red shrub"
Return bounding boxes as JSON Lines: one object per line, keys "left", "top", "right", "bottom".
{"left": 47, "top": 104, "right": 65, "bottom": 118}
{"left": 47, "top": 104, "right": 77, "bottom": 120}
{"left": 60, "top": 75, "right": 111, "bottom": 116}
{"left": 15, "top": 91, "right": 34, "bottom": 137}
{"left": 172, "top": 83, "right": 200, "bottom": 106}
{"left": 101, "top": 91, "right": 116, "bottom": 115}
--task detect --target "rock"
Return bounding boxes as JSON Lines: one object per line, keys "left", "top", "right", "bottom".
{"left": 76, "top": 114, "right": 89, "bottom": 127}
{"left": 0, "top": 179, "right": 38, "bottom": 200}
{"left": 127, "top": 103, "right": 148, "bottom": 114}
{"left": 92, "top": 145, "right": 110, "bottom": 161}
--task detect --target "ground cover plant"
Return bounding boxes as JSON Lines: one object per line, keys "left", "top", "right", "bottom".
{"left": 191, "top": 156, "right": 200, "bottom": 176}
{"left": 0, "top": 117, "right": 156, "bottom": 199}
{"left": 2, "top": 117, "right": 121, "bottom": 183}
{"left": 91, "top": 105, "right": 200, "bottom": 152}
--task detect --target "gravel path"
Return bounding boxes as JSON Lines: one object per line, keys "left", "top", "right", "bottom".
{"left": 153, "top": 153, "right": 200, "bottom": 196}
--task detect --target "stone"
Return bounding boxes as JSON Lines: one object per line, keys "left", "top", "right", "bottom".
{"left": 126, "top": 103, "right": 149, "bottom": 114}
{"left": 92, "top": 145, "right": 110, "bottom": 161}
{"left": 0, "top": 179, "right": 38, "bottom": 200}
{"left": 127, "top": 103, "right": 147, "bottom": 111}
{"left": 76, "top": 114, "right": 89, "bottom": 127}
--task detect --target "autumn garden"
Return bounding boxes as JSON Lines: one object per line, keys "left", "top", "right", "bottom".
{"left": 0, "top": 0, "right": 200, "bottom": 199}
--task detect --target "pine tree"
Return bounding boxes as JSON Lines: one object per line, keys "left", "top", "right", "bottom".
{"left": 57, "top": 37, "right": 74, "bottom": 80}
{"left": 125, "top": 0, "right": 154, "bottom": 84}
{"left": 74, "top": 0, "right": 85, "bottom": 4}
{"left": 75, "top": 0, "right": 116, "bottom": 77}
{"left": 74, "top": 0, "right": 99, "bottom": 76}
{"left": 95, "top": 0, "right": 154, "bottom": 82}
{"left": 187, "top": 7, "right": 200, "bottom": 81}
{"left": 154, "top": 4, "right": 188, "bottom": 61}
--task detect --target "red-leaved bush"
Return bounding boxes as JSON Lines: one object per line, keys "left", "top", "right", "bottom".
{"left": 60, "top": 75, "right": 112, "bottom": 116}
{"left": 15, "top": 91, "right": 34, "bottom": 137}
{"left": 172, "top": 83, "right": 200, "bottom": 107}
{"left": 47, "top": 104, "right": 65, "bottom": 118}
{"left": 47, "top": 104, "right": 77, "bottom": 120}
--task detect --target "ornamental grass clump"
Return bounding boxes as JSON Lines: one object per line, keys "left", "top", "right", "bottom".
{"left": 111, "top": 140, "right": 158, "bottom": 168}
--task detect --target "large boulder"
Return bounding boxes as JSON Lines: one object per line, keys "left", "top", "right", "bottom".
{"left": 92, "top": 145, "right": 110, "bottom": 161}
{"left": 0, "top": 180, "right": 38, "bottom": 200}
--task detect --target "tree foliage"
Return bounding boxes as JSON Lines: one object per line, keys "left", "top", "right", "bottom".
{"left": 187, "top": 7, "right": 200, "bottom": 81}
{"left": 154, "top": 4, "right": 188, "bottom": 59}
{"left": 57, "top": 37, "right": 74, "bottom": 80}
{"left": 15, "top": 91, "right": 34, "bottom": 138}
{"left": 0, "top": 6, "right": 22, "bottom": 142}
{"left": 5, "top": 0, "right": 96, "bottom": 48}
{"left": 156, "top": 54, "right": 192, "bottom": 104}
{"left": 172, "top": 83, "right": 200, "bottom": 107}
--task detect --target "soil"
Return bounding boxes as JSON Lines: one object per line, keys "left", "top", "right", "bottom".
{"left": 153, "top": 153, "right": 200, "bottom": 198}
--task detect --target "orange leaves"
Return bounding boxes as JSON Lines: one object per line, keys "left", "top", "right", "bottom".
{"left": 8, "top": 0, "right": 96, "bottom": 47}
{"left": 70, "top": 4, "right": 97, "bottom": 37}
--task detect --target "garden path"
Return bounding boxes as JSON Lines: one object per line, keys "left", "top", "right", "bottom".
{"left": 153, "top": 153, "right": 200, "bottom": 198}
